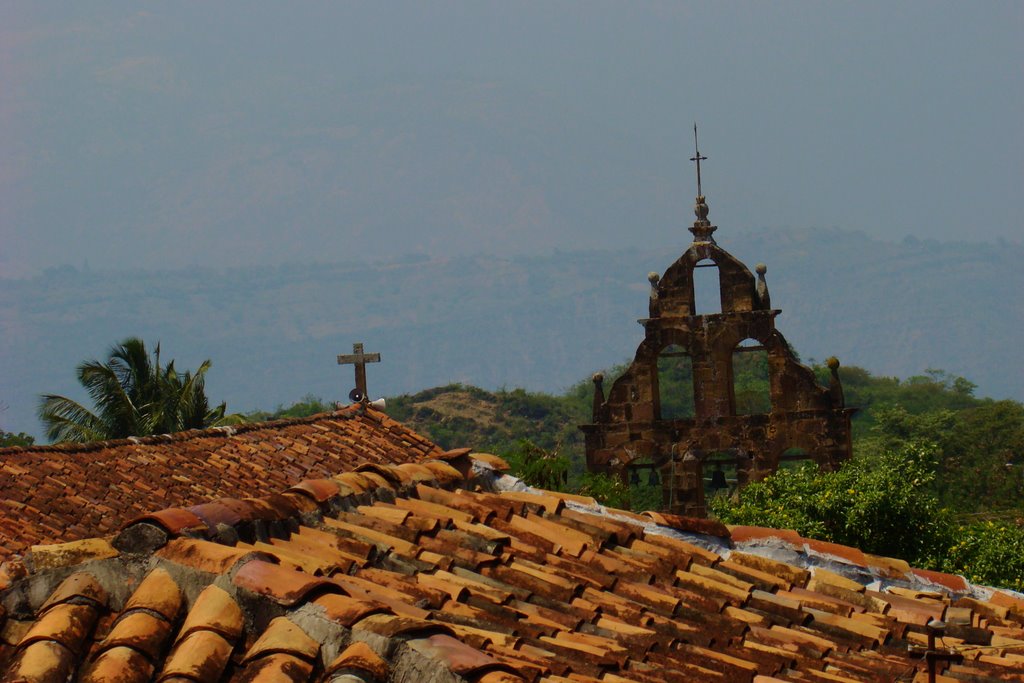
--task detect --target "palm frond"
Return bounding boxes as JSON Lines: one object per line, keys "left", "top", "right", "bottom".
{"left": 39, "top": 337, "right": 236, "bottom": 442}
{"left": 37, "top": 394, "right": 106, "bottom": 443}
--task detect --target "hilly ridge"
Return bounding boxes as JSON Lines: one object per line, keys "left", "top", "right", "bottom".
{"left": 1, "top": 228, "right": 1021, "bottom": 439}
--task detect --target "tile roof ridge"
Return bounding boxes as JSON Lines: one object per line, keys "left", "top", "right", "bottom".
{"left": 0, "top": 404, "right": 378, "bottom": 456}
{"left": 106, "top": 450, "right": 499, "bottom": 557}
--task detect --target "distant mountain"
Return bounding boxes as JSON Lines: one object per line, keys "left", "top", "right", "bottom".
{"left": 1, "top": 228, "right": 1020, "bottom": 439}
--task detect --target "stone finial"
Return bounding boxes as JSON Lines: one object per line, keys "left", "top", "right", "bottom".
{"left": 647, "top": 272, "right": 660, "bottom": 316}
{"left": 827, "top": 356, "right": 845, "bottom": 407}
{"left": 688, "top": 196, "right": 718, "bottom": 244}
{"left": 755, "top": 263, "right": 771, "bottom": 309}
{"left": 592, "top": 373, "right": 606, "bottom": 423}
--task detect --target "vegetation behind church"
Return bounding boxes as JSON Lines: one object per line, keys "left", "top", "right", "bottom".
{"left": 381, "top": 361, "right": 1024, "bottom": 589}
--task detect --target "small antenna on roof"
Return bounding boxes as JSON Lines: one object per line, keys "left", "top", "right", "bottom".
{"left": 690, "top": 122, "right": 707, "bottom": 199}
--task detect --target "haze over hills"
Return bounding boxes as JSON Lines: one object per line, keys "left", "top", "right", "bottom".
{"left": 2, "top": 228, "right": 1020, "bottom": 440}
{"left": 3, "top": 4, "right": 1021, "bottom": 278}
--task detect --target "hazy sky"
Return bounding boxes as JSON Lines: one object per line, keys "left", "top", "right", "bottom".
{"left": 2, "top": 2, "right": 1021, "bottom": 276}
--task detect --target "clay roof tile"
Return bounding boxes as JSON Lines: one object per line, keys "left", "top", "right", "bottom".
{"left": 157, "top": 629, "right": 233, "bottom": 682}
{"left": 18, "top": 603, "right": 99, "bottom": 655}
{"left": 468, "top": 452, "right": 511, "bottom": 472}
{"left": 324, "top": 640, "right": 389, "bottom": 681}
{"left": 309, "top": 593, "right": 391, "bottom": 627}
{"left": 232, "top": 559, "right": 342, "bottom": 606}
{"left": 94, "top": 611, "right": 172, "bottom": 662}
{"left": 240, "top": 616, "right": 319, "bottom": 664}
{"left": 174, "top": 584, "right": 243, "bottom": 644}
{"left": 6, "top": 640, "right": 77, "bottom": 683}
{"left": 285, "top": 478, "right": 342, "bottom": 505}
{"left": 39, "top": 572, "right": 108, "bottom": 613}
{"left": 154, "top": 537, "right": 259, "bottom": 575}
{"left": 80, "top": 645, "right": 155, "bottom": 683}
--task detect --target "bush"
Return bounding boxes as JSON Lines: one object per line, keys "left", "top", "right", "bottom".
{"left": 711, "top": 442, "right": 1024, "bottom": 591}
{"left": 502, "top": 439, "right": 570, "bottom": 491}
{"left": 943, "top": 521, "right": 1024, "bottom": 592}
{"left": 710, "top": 443, "right": 953, "bottom": 565}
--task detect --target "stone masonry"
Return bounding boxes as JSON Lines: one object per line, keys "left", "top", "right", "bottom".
{"left": 580, "top": 191, "right": 855, "bottom": 516}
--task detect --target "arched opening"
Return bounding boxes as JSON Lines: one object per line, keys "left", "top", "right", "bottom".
{"left": 732, "top": 338, "right": 771, "bottom": 415}
{"left": 627, "top": 458, "right": 665, "bottom": 512}
{"left": 656, "top": 345, "right": 695, "bottom": 420}
{"left": 779, "top": 447, "right": 816, "bottom": 472}
{"left": 692, "top": 259, "right": 722, "bottom": 315}
{"left": 703, "top": 451, "right": 737, "bottom": 500}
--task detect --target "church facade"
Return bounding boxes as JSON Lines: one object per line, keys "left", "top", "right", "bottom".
{"left": 580, "top": 170, "right": 854, "bottom": 516}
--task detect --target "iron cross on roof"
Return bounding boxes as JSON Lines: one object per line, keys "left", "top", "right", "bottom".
{"left": 337, "top": 342, "right": 380, "bottom": 403}
{"left": 690, "top": 122, "right": 707, "bottom": 198}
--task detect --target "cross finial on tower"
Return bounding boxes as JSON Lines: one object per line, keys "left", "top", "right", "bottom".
{"left": 690, "top": 123, "right": 707, "bottom": 199}
{"left": 687, "top": 123, "right": 716, "bottom": 243}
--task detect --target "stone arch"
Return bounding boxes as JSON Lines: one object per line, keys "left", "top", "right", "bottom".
{"left": 692, "top": 259, "right": 722, "bottom": 315}
{"left": 703, "top": 450, "right": 737, "bottom": 500}
{"left": 731, "top": 338, "right": 771, "bottom": 415}
{"left": 778, "top": 446, "right": 817, "bottom": 471}
{"left": 658, "top": 243, "right": 758, "bottom": 316}
{"left": 655, "top": 344, "right": 695, "bottom": 420}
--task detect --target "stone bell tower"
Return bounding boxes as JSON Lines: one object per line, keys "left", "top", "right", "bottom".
{"left": 579, "top": 129, "right": 854, "bottom": 516}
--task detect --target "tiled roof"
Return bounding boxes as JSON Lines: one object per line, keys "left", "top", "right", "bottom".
{"left": 0, "top": 406, "right": 441, "bottom": 560}
{"left": 2, "top": 451, "right": 1023, "bottom": 682}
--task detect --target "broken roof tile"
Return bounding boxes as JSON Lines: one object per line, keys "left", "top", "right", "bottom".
{"left": 909, "top": 567, "right": 969, "bottom": 593}
{"left": 468, "top": 452, "right": 511, "bottom": 472}
{"left": 729, "top": 525, "right": 804, "bottom": 547}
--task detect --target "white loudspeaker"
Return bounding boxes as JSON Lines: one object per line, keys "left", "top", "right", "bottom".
{"left": 368, "top": 398, "right": 386, "bottom": 410}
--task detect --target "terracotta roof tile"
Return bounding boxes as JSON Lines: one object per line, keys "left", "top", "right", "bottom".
{"left": 122, "top": 568, "right": 182, "bottom": 622}
{"left": 4, "top": 430, "right": 1023, "bottom": 683}
{"left": 157, "top": 629, "right": 234, "bottom": 682}
{"left": 240, "top": 616, "right": 319, "bottom": 664}
{"left": 154, "top": 537, "right": 259, "bottom": 575}
{"left": 174, "top": 584, "right": 243, "bottom": 644}
{"left": 325, "top": 640, "right": 389, "bottom": 680}
{"left": 81, "top": 645, "right": 154, "bottom": 683}
{"left": 232, "top": 559, "right": 341, "bottom": 606}
{"left": 0, "top": 406, "right": 442, "bottom": 559}
{"left": 95, "top": 611, "right": 172, "bottom": 662}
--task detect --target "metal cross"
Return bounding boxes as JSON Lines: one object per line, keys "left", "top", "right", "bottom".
{"left": 337, "top": 342, "right": 380, "bottom": 402}
{"left": 690, "top": 122, "right": 707, "bottom": 197}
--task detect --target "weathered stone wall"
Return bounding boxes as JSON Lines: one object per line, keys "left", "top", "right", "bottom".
{"left": 582, "top": 206, "right": 854, "bottom": 516}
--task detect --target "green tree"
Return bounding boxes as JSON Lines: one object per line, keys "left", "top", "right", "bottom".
{"left": 38, "top": 338, "right": 241, "bottom": 443}
{"left": 247, "top": 394, "right": 335, "bottom": 421}
{"left": 709, "top": 442, "right": 953, "bottom": 565}
{"left": 0, "top": 431, "right": 35, "bottom": 448}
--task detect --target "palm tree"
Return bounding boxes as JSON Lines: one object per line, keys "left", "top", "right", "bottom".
{"left": 38, "top": 338, "right": 241, "bottom": 443}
